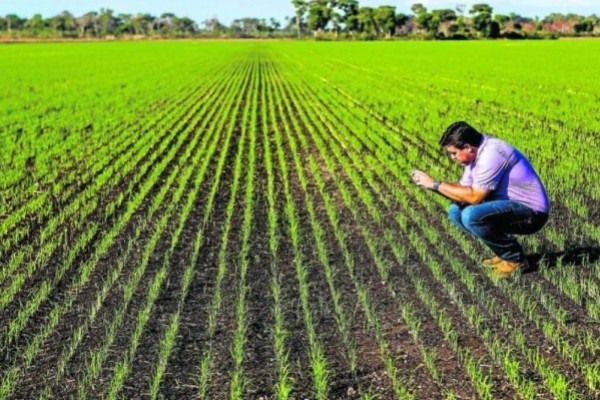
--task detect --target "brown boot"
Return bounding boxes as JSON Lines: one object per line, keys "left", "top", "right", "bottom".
{"left": 493, "top": 259, "right": 528, "bottom": 278}
{"left": 482, "top": 256, "right": 503, "bottom": 267}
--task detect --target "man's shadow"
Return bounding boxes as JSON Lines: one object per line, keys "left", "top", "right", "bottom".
{"left": 525, "top": 247, "right": 600, "bottom": 273}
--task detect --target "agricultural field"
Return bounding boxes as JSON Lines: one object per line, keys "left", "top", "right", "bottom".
{"left": 0, "top": 40, "right": 599, "bottom": 399}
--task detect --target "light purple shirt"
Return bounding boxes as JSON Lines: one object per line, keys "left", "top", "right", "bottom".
{"left": 459, "top": 135, "right": 550, "bottom": 213}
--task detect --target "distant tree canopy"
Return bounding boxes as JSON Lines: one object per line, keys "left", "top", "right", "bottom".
{"left": 0, "top": 10, "right": 199, "bottom": 38}
{"left": 0, "top": 4, "right": 599, "bottom": 39}
{"left": 288, "top": 1, "right": 599, "bottom": 39}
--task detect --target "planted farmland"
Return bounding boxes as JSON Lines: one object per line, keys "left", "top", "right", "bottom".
{"left": 1, "top": 40, "right": 599, "bottom": 399}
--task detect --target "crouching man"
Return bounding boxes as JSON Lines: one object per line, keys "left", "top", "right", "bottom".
{"left": 411, "top": 121, "right": 550, "bottom": 277}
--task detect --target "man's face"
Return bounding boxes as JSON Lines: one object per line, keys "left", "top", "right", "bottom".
{"left": 445, "top": 144, "right": 477, "bottom": 166}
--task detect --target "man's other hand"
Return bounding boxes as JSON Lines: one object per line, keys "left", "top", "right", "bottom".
{"left": 410, "top": 170, "right": 434, "bottom": 189}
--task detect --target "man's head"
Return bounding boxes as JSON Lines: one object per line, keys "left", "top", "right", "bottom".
{"left": 439, "top": 121, "right": 483, "bottom": 166}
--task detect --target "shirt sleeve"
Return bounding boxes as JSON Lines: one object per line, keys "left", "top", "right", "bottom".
{"left": 459, "top": 166, "right": 473, "bottom": 186}
{"left": 472, "top": 146, "right": 513, "bottom": 190}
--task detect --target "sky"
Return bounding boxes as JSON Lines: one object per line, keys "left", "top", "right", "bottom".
{"left": 2, "top": 1, "right": 598, "bottom": 25}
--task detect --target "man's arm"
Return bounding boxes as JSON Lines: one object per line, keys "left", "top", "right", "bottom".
{"left": 436, "top": 181, "right": 489, "bottom": 205}
{"left": 410, "top": 170, "right": 489, "bottom": 205}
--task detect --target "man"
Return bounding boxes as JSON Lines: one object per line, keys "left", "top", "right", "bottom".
{"left": 410, "top": 121, "right": 550, "bottom": 277}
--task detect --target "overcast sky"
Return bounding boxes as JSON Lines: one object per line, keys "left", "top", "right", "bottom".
{"left": 3, "top": 1, "right": 598, "bottom": 24}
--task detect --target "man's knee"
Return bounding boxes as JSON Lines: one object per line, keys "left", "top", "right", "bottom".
{"left": 461, "top": 205, "right": 485, "bottom": 232}
{"left": 448, "top": 203, "right": 464, "bottom": 228}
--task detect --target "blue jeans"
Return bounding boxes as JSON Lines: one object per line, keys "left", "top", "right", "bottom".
{"left": 448, "top": 200, "right": 548, "bottom": 261}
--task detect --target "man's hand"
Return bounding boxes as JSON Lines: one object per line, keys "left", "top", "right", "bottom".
{"left": 411, "top": 170, "right": 489, "bottom": 204}
{"left": 410, "top": 170, "right": 435, "bottom": 190}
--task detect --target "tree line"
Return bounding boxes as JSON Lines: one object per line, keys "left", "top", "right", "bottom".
{"left": 1, "top": 3, "right": 598, "bottom": 40}
{"left": 289, "top": 1, "right": 600, "bottom": 39}
{"left": 0, "top": 10, "right": 198, "bottom": 38}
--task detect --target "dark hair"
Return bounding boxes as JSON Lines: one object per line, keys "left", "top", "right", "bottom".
{"left": 438, "top": 121, "right": 483, "bottom": 148}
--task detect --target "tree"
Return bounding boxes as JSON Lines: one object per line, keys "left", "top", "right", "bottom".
{"left": 432, "top": 9, "right": 457, "bottom": 36}
{"left": 470, "top": 4, "right": 493, "bottom": 15}
{"left": 494, "top": 14, "right": 510, "bottom": 25}
{"left": 155, "top": 13, "right": 177, "bottom": 35}
{"left": 291, "top": 0, "right": 308, "bottom": 37}
{"left": 307, "top": 0, "right": 335, "bottom": 35}
{"left": 447, "top": 22, "right": 460, "bottom": 34}
{"left": 98, "top": 8, "right": 118, "bottom": 36}
{"left": 2, "top": 14, "right": 23, "bottom": 32}
{"left": 587, "top": 14, "right": 599, "bottom": 33}
{"left": 269, "top": 17, "right": 282, "bottom": 32}
{"left": 456, "top": 15, "right": 467, "bottom": 33}
{"left": 202, "top": 17, "right": 225, "bottom": 34}
{"left": 415, "top": 10, "right": 437, "bottom": 34}
{"left": 395, "top": 13, "right": 409, "bottom": 32}
{"left": 432, "top": 9, "right": 457, "bottom": 23}
{"left": 411, "top": 3, "right": 427, "bottom": 15}
{"left": 282, "top": 16, "right": 294, "bottom": 34}
{"left": 469, "top": 3, "right": 494, "bottom": 37}
{"left": 115, "top": 13, "right": 134, "bottom": 35}
{"left": 129, "top": 13, "right": 156, "bottom": 35}
{"left": 231, "top": 18, "right": 269, "bottom": 35}
{"left": 337, "top": 0, "right": 359, "bottom": 33}
{"left": 534, "top": 16, "right": 543, "bottom": 32}
{"left": 374, "top": 6, "right": 396, "bottom": 37}
{"left": 357, "top": 7, "right": 376, "bottom": 35}
{"left": 574, "top": 18, "right": 594, "bottom": 33}
{"left": 49, "top": 11, "right": 77, "bottom": 36}
{"left": 543, "top": 13, "right": 571, "bottom": 33}
{"left": 493, "top": 14, "right": 510, "bottom": 34}
{"left": 25, "top": 13, "right": 46, "bottom": 35}
{"left": 330, "top": 11, "right": 343, "bottom": 37}
{"left": 410, "top": 4, "right": 438, "bottom": 35}
{"left": 77, "top": 12, "right": 99, "bottom": 37}
{"left": 177, "top": 17, "right": 198, "bottom": 35}
{"left": 489, "top": 20, "right": 500, "bottom": 37}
